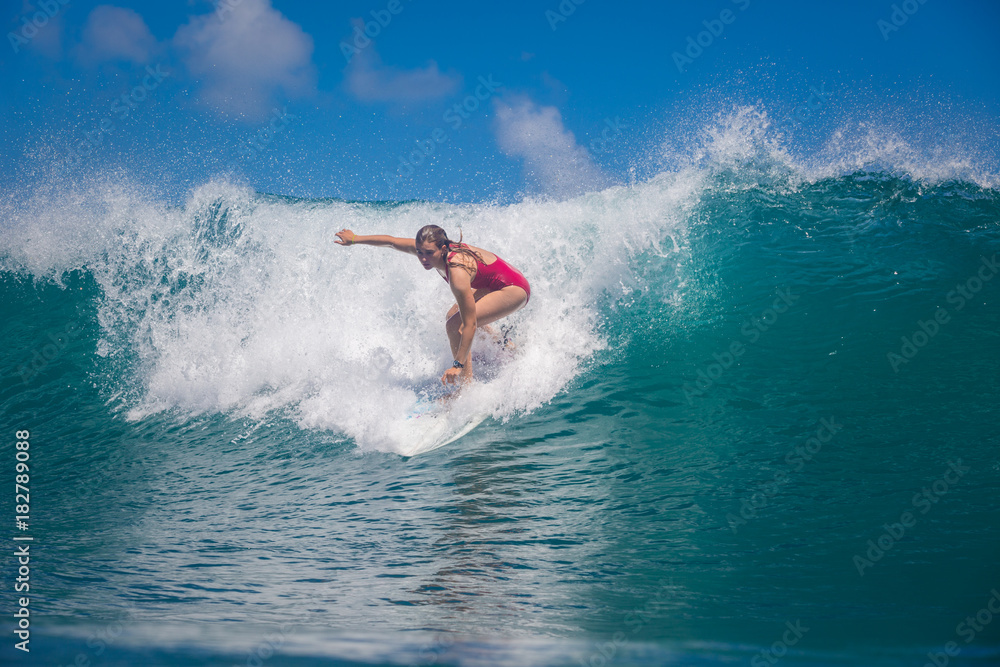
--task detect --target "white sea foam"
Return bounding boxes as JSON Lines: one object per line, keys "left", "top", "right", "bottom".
{"left": 3, "top": 105, "right": 996, "bottom": 453}
{"left": 0, "top": 172, "right": 699, "bottom": 453}
{"left": 663, "top": 105, "right": 999, "bottom": 190}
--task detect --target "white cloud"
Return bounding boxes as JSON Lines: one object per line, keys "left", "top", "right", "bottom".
{"left": 344, "top": 20, "right": 460, "bottom": 103}
{"left": 173, "top": 0, "right": 316, "bottom": 119}
{"left": 493, "top": 97, "right": 608, "bottom": 198}
{"left": 74, "top": 5, "right": 157, "bottom": 66}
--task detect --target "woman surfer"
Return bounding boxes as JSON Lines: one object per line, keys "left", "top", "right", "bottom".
{"left": 335, "top": 225, "right": 530, "bottom": 388}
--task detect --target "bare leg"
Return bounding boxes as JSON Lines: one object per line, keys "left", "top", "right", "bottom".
{"left": 445, "top": 286, "right": 528, "bottom": 386}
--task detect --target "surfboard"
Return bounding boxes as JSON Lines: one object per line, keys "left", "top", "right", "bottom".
{"left": 398, "top": 389, "right": 489, "bottom": 457}
{"left": 396, "top": 325, "right": 515, "bottom": 456}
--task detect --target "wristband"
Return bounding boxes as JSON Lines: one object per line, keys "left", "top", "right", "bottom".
{"left": 452, "top": 360, "right": 465, "bottom": 369}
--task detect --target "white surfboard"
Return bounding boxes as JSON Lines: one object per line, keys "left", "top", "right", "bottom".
{"left": 396, "top": 326, "right": 515, "bottom": 456}
{"left": 397, "top": 392, "right": 489, "bottom": 457}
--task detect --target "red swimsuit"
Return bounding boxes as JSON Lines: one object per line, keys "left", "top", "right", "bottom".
{"left": 441, "top": 243, "right": 531, "bottom": 303}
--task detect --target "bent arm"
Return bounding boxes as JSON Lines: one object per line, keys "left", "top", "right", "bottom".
{"left": 449, "top": 268, "right": 477, "bottom": 365}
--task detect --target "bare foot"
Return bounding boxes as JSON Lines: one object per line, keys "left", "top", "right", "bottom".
{"left": 480, "top": 324, "right": 501, "bottom": 344}
{"left": 479, "top": 324, "right": 517, "bottom": 355}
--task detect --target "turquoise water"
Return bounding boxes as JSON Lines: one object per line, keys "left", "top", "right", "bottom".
{"left": 2, "top": 139, "right": 999, "bottom": 666}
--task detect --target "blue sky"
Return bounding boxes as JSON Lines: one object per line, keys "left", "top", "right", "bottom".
{"left": 3, "top": 0, "right": 999, "bottom": 203}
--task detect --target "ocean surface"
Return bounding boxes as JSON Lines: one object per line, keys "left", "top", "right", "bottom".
{"left": 2, "top": 119, "right": 999, "bottom": 666}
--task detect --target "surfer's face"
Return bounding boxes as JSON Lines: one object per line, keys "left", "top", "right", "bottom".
{"left": 416, "top": 241, "right": 443, "bottom": 270}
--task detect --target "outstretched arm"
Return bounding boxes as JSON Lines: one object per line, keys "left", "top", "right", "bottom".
{"left": 335, "top": 229, "right": 416, "bottom": 255}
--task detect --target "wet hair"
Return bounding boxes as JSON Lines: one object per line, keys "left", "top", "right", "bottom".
{"left": 415, "top": 225, "right": 484, "bottom": 279}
